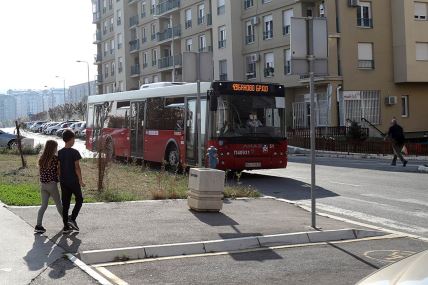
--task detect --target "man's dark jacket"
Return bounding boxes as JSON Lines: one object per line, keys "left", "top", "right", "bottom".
{"left": 388, "top": 124, "right": 405, "bottom": 145}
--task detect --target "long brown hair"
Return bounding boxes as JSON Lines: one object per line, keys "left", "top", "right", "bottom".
{"left": 38, "top": 140, "right": 58, "bottom": 170}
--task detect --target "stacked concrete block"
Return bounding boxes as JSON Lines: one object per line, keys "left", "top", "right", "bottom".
{"left": 187, "top": 168, "right": 225, "bottom": 212}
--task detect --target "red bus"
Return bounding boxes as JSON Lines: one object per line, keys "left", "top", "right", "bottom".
{"left": 86, "top": 81, "right": 287, "bottom": 170}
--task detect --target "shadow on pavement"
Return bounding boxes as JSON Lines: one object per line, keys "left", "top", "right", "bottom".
{"left": 50, "top": 231, "right": 82, "bottom": 254}
{"left": 239, "top": 174, "right": 339, "bottom": 201}
{"left": 191, "top": 210, "right": 239, "bottom": 227}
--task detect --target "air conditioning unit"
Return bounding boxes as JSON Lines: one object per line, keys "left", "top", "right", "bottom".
{"left": 251, "top": 16, "right": 259, "bottom": 25}
{"left": 348, "top": 0, "right": 359, "bottom": 7}
{"left": 250, "top": 53, "right": 260, "bottom": 62}
{"left": 385, "top": 96, "right": 397, "bottom": 105}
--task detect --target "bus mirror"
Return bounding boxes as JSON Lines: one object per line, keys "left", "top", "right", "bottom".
{"left": 210, "top": 94, "right": 218, "bottom": 112}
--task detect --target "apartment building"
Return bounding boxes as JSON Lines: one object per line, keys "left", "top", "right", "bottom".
{"left": 0, "top": 95, "right": 16, "bottom": 122}
{"left": 68, "top": 81, "right": 97, "bottom": 103}
{"left": 92, "top": 0, "right": 428, "bottom": 139}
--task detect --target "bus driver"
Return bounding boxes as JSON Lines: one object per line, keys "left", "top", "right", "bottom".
{"left": 246, "top": 112, "right": 263, "bottom": 128}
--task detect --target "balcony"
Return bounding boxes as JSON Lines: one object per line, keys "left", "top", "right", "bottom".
{"left": 218, "top": 40, "right": 226, "bottom": 48}
{"left": 94, "top": 54, "right": 102, "bottom": 63}
{"left": 185, "top": 20, "right": 192, "bottom": 29}
{"left": 96, "top": 75, "right": 103, "bottom": 84}
{"left": 131, "top": 64, "right": 140, "bottom": 76}
{"left": 129, "top": 15, "right": 139, "bottom": 28}
{"left": 156, "top": 0, "right": 180, "bottom": 15}
{"left": 198, "top": 46, "right": 213, "bottom": 53}
{"left": 245, "top": 34, "right": 255, "bottom": 44}
{"left": 358, "top": 60, "right": 374, "bottom": 69}
{"left": 156, "top": 26, "right": 181, "bottom": 42}
{"left": 357, "top": 18, "right": 373, "bottom": 28}
{"left": 93, "top": 12, "right": 101, "bottom": 23}
{"left": 93, "top": 31, "right": 102, "bottom": 43}
{"left": 129, "top": 39, "right": 140, "bottom": 52}
{"left": 158, "top": 54, "right": 182, "bottom": 69}
{"left": 263, "top": 30, "right": 273, "bottom": 40}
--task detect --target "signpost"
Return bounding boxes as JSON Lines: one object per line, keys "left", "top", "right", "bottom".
{"left": 291, "top": 17, "right": 328, "bottom": 229}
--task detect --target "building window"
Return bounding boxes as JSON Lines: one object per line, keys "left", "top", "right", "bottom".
{"left": 264, "top": 52, "right": 274, "bottom": 77}
{"left": 143, "top": 52, "right": 148, "bottom": 68}
{"left": 111, "top": 62, "right": 115, "bottom": 76}
{"left": 186, "top": 38, "right": 193, "bottom": 51}
{"left": 110, "top": 39, "right": 115, "bottom": 54}
{"left": 118, "top": 57, "right": 123, "bottom": 73}
{"left": 185, "top": 9, "right": 192, "bottom": 29}
{"left": 153, "top": 75, "right": 159, "bottom": 83}
{"left": 262, "top": 0, "right": 272, "bottom": 4}
{"left": 117, "top": 9, "right": 122, "bottom": 25}
{"left": 244, "top": 0, "right": 253, "bottom": 9}
{"left": 118, "top": 81, "right": 123, "bottom": 92}
{"left": 104, "top": 42, "right": 109, "bottom": 56}
{"left": 283, "top": 9, "right": 293, "bottom": 35}
{"left": 416, "top": 42, "right": 428, "bottom": 60}
{"left": 103, "top": 21, "right": 108, "bottom": 35}
{"left": 152, "top": 49, "right": 157, "bottom": 66}
{"left": 141, "top": 1, "right": 146, "bottom": 18}
{"left": 104, "top": 64, "right": 109, "bottom": 78}
{"left": 219, "top": 60, "right": 227, "bottom": 80}
{"left": 198, "top": 4, "right": 205, "bottom": 24}
{"left": 110, "top": 17, "right": 114, "bottom": 32}
{"left": 150, "top": 0, "right": 156, "bottom": 14}
{"left": 142, "top": 27, "right": 147, "bottom": 43}
{"left": 284, "top": 49, "right": 291, "bottom": 74}
{"left": 415, "top": 2, "right": 427, "bottom": 20}
{"left": 217, "top": 0, "right": 225, "bottom": 15}
{"left": 218, "top": 26, "right": 226, "bottom": 48}
{"left": 357, "top": 1, "right": 373, "bottom": 28}
{"left": 245, "top": 20, "right": 255, "bottom": 44}
{"left": 263, "top": 15, "right": 273, "bottom": 40}
{"left": 401, "top": 96, "right": 409, "bottom": 117}
{"left": 151, "top": 24, "right": 156, "bottom": 40}
{"left": 246, "top": 55, "right": 256, "bottom": 79}
{"left": 357, "top": 43, "right": 374, "bottom": 69}
{"left": 117, "top": 33, "right": 123, "bottom": 49}
{"left": 199, "top": 35, "right": 206, "bottom": 51}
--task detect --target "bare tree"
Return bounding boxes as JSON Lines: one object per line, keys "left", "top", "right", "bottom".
{"left": 75, "top": 101, "right": 87, "bottom": 120}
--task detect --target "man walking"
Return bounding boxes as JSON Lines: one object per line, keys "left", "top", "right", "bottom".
{"left": 386, "top": 118, "right": 408, "bottom": 167}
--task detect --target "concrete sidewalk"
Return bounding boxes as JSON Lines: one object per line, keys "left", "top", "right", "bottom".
{"left": 9, "top": 199, "right": 367, "bottom": 254}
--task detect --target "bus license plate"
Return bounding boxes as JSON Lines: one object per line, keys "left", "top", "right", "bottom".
{"left": 245, "top": 162, "right": 261, "bottom": 168}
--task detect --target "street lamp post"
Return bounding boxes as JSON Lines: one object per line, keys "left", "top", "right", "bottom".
{"left": 76, "top": 60, "right": 91, "bottom": 98}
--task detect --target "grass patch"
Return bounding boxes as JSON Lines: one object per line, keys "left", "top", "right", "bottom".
{"left": 0, "top": 153, "right": 260, "bottom": 206}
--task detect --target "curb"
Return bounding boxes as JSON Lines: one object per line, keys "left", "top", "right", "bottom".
{"left": 418, "top": 165, "right": 428, "bottom": 173}
{"left": 79, "top": 228, "right": 385, "bottom": 265}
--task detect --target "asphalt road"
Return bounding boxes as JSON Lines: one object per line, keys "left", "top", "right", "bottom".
{"left": 244, "top": 155, "right": 428, "bottom": 238}
{"left": 102, "top": 237, "right": 427, "bottom": 285}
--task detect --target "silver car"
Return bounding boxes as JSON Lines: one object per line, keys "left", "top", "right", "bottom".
{"left": 0, "top": 129, "right": 19, "bottom": 148}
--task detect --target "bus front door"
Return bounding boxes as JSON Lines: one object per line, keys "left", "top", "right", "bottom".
{"left": 185, "top": 98, "right": 207, "bottom": 166}
{"left": 130, "top": 101, "right": 145, "bottom": 158}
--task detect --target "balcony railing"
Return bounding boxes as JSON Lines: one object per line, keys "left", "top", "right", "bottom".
{"left": 197, "top": 16, "right": 205, "bottom": 25}
{"left": 131, "top": 64, "right": 140, "bottom": 76}
{"left": 358, "top": 60, "right": 374, "bottom": 69}
{"left": 156, "top": 26, "right": 181, "bottom": 42}
{"left": 158, "top": 54, "right": 182, "bottom": 69}
{"left": 93, "top": 12, "right": 101, "bottom": 23}
{"left": 94, "top": 54, "right": 102, "bottom": 63}
{"left": 185, "top": 20, "right": 192, "bottom": 29}
{"left": 219, "top": 73, "right": 227, "bottom": 80}
{"left": 284, "top": 62, "right": 291, "bottom": 75}
{"left": 244, "top": 0, "right": 254, "bottom": 9}
{"left": 357, "top": 18, "right": 373, "bottom": 28}
{"left": 156, "top": 0, "right": 180, "bottom": 15}
{"left": 217, "top": 5, "right": 225, "bottom": 15}
{"left": 218, "top": 39, "right": 226, "bottom": 48}
{"left": 96, "top": 75, "right": 103, "bottom": 84}
{"left": 264, "top": 67, "right": 274, "bottom": 77}
{"left": 129, "top": 39, "right": 140, "bottom": 52}
{"left": 94, "top": 31, "right": 102, "bottom": 42}
{"left": 263, "top": 30, "right": 273, "bottom": 40}
{"left": 129, "top": 15, "right": 139, "bottom": 27}
{"left": 245, "top": 34, "right": 255, "bottom": 44}
{"left": 198, "top": 46, "right": 213, "bottom": 53}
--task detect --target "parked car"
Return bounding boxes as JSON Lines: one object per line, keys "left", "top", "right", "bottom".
{"left": 56, "top": 125, "right": 73, "bottom": 137}
{"left": 78, "top": 128, "right": 86, "bottom": 139}
{"left": 357, "top": 249, "right": 428, "bottom": 285}
{"left": 29, "top": 121, "right": 46, "bottom": 132}
{"left": 41, "top": 122, "right": 58, "bottom": 134}
{"left": 46, "top": 122, "right": 68, "bottom": 135}
{"left": 37, "top": 122, "right": 51, "bottom": 133}
{"left": 71, "top": 122, "right": 86, "bottom": 135}
{"left": 0, "top": 129, "right": 19, "bottom": 148}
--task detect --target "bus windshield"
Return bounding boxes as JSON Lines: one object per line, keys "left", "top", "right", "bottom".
{"left": 211, "top": 94, "right": 286, "bottom": 141}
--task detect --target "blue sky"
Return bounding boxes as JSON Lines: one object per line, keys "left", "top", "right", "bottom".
{"left": 0, "top": 0, "right": 96, "bottom": 92}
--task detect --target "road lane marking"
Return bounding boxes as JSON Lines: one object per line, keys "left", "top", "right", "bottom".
{"left": 65, "top": 253, "right": 112, "bottom": 285}
{"left": 360, "top": 194, "right": 428, "bottom": 208}
{"left": 96, "top": 267, "right": 129, "bottom": 285}
{"left": 91, "top": 234, "right": 401, "bottom": 268}
{"left": 363, "top": 250, "right": 416, "bottom": 263}
{"left": 329, "top": 181, "right": 361, "bottom": 187}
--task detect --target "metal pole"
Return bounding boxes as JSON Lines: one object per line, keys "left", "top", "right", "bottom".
{"left": 308, "top": 18, "right": 316, "bottom": 229}
{"left": 86, "top": 62, "right": 91, "bottom": 96}
{"left": 196, "top": 52, "right": 202, "bottom": 167}
{"left": 63, "top": 79, "right": 66, "bottom": 105}
{"left": 170, "top": 15, "right": 175, "bottom": 82}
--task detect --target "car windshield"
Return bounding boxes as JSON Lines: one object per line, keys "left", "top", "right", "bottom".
{"left": 210, "top": 94, "right": 285, "bottom": 141}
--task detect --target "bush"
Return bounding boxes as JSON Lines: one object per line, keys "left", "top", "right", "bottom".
{"left": 0, "top": 143, "right": 43, "bottom": 155}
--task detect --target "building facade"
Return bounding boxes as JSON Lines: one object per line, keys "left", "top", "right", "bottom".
{"left": 92, "top": 0, "right": 428, "bottom": 139}
{"left": 0, "top": 95, "right": 17, "bottom": 122}
{"left": 68, "top": 81, "right": 97, "bottom": 103}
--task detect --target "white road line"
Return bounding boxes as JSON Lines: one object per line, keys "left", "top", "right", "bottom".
{"left": 65, "top": 253, "right": 112, "bottom": 285}
{"left": 360, "top": 194, "right": 428, "bottom": 208}
{"left": 96, "top": 267, "right": 129, "bottom": 285}
{"left": 298, "top": 202, "right": 428, "bottom": 235}
{"left": 329, "top": 181, "right": 361, "bottom": 187}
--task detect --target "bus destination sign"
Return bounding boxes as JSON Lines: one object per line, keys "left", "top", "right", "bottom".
{"left": 212, "top": 81, "right": 284, "bottom": 97}
{"left": 232, "top": 83, "right": 269, "bottom": 93}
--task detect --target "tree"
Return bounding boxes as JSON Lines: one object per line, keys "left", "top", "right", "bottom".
{"left": 75, "top": 101, "right": 87, "bottom": 120}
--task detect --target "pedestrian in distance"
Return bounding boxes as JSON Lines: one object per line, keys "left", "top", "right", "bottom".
{"left": 58, "top": 130, "right": 85, "bottom": 234}
{"left": 35, "top": 140, "right": 63, "bottom": 234}
{"left": 385, "top": 118, "right": 408, "bottom": 167}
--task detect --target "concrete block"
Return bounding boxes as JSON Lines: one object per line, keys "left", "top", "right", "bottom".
{"left": 188, "top": 168, "right": 225, "bottom": 192}
{"left": 188, "top": 190, "right": 224, "bottom": 199}
{"left": 354, "top": 229, "right": 386, "bottom": 239}
{"left": 21, "top": 138, "right": 34, "bottom": 148}
{"left": 204, "top": 237, "right": 260, "bottom": 253}
{"left": 188, "top": 196, "right": 223, "bottom": 212}
{"left": 418, "top": 166, "right": 428, "bottom": 173}
{"left": 80, "top": 246, "right": 146, "bottom": 265}
{"left": 258, "top": 232, "right": 310, "bottom": 247}
{"left": 307, "top": 229, "right": 356, "bottom": 243}
{"left": 144, "top": 242, "right": 205, "bottom": 258}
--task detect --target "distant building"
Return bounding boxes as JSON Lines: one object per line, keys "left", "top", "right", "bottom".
{"left": 68, "top": 81, "right": 97, "bottom": 103}
{"left": 0, "top": 95, "right": 16, "bottom": 122}
{"left": 7, "top": 90, "right": 44, "bottom": 118}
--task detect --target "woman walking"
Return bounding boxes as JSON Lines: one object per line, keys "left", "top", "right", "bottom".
{"left": 35, "top": 140, "right": 63, "bottom": 233}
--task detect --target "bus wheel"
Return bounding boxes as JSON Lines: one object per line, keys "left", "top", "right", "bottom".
{"left": 166, "top": 145, "right": 179, "bottom": 170}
